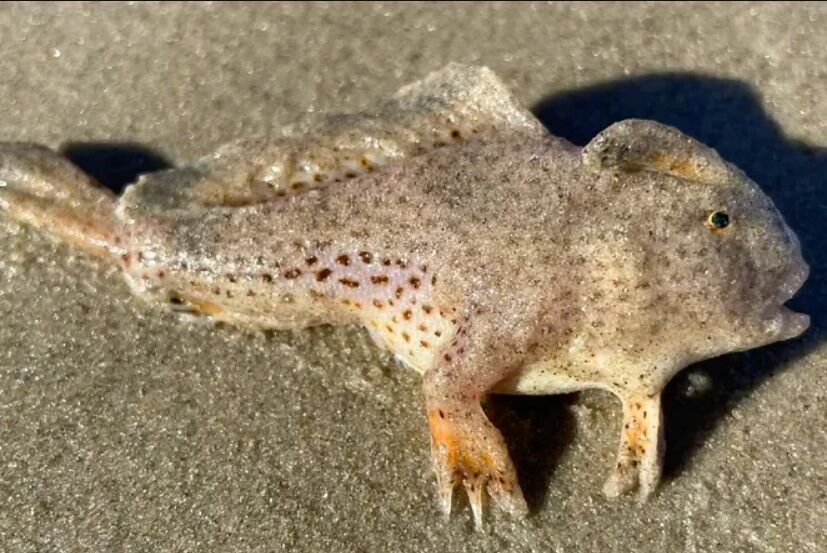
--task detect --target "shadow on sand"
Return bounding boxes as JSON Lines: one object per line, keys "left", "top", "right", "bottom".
{"left": 61, "top": 141, "right": 172, "bottom": 194}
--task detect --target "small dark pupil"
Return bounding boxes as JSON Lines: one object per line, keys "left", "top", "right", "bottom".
{"left": 710, "top": 212, "right": 730, "bottom": 228}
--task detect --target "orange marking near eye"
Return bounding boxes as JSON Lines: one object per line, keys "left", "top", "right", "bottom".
{"left": 648, "top": 152, "right": 701, "bottom": 180}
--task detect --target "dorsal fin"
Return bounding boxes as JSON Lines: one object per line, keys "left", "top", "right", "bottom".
{"left": 125, "top": 64, "right": 547, "bottom": 212}
{"left": 390, "top": 62, "right": 545, "bottom": 138}
{"left": 582, "top": 119, "right": 737, "bottom": 184}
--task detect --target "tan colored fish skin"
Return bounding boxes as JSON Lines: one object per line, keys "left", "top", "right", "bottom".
{"left": 0, "top": 64, "right": 809, "bottom": 528}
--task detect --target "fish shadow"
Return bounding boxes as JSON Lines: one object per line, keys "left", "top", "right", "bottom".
{"left": 61, "top": 142, "right": 173, "bottom": 194}
{"left": 486, "top": 393, "right": 576, "bottom": 512}
{"left": 525, "top": 73, "right": 827, "bottom": 481}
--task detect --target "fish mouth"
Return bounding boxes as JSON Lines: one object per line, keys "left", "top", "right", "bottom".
{"left": 761, "top": 305, "right": 810, "bottom": 342}
{"left": 773, "top": 261, "right": 809, "bottom": 305}
{"left": 761, "top": 261, "right": 810, "bottom": 342}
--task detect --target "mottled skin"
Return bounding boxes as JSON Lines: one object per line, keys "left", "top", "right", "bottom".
{"left": 0, "top": 65, "right": 809, "bottom": 528}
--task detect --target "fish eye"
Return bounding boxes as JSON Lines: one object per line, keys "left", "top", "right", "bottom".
{"left": 706, "top": 211, "right": 730, "bottom": 230}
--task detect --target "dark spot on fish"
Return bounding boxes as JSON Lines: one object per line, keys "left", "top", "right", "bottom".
{"left": 339, "top": 278, "right": 360, "bottom": 288}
